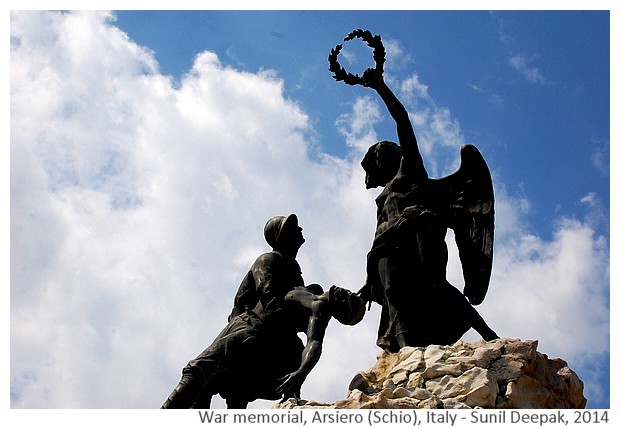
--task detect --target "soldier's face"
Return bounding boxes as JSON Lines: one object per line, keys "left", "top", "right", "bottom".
{"left": 280, "top": 223, "right": 305, "bottom": 249}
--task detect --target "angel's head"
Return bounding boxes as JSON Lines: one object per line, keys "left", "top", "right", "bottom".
{"left": 361, "top": 140, "right": 401, "bottom": 189}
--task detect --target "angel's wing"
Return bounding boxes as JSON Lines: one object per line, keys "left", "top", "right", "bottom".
{"left": 436, "top": 144, "right": 494, "bottom": 305}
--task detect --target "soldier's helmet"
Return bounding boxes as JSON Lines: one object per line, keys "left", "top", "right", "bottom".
{"left": 264, "top": 214, "right": 298, "bottom": 249}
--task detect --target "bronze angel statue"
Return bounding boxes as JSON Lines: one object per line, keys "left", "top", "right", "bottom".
{"left": 330, "top": 30, "right": 499, "bottom": 352}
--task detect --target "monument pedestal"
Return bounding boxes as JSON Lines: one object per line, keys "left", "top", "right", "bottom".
{"left": 275, "top": 338, "right": 586, "bottom": 409}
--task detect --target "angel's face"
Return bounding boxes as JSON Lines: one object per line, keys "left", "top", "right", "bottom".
{"left": 362, "top": 161, "right": 384, "bottom": 189}
{"left": 361, "top": 143, "right": 399, "bottom": 189}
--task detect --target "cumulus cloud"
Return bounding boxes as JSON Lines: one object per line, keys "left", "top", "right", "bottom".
{"left": 10, "top": 10, "right": 608, "bottom": 410}
{"left": 10, "top": 10, "right": 376, "bottom": 408}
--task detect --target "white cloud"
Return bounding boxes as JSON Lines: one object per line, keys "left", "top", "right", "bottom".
{"left": 396, "top": 73, "right": 469, "bottom": 177}
{"left": 10, "top": 10, "right": 376, "bottom": 408}
{"left": 509, "top": 52, "right": 547, "bottom": 84}
{"left": 334, "top": 96, "right": 382, "bottom": 153}
{"left": 400, "top": 74, "right": 429, "bottom": 102}
{"left": 382, "top": 37, "right": 413, "bottom": 74}
{"left": 10, "top": 11, "right": 608, "bottom": 410}
{"left": 590, "top": 137, "right": 610, "bottom": 178}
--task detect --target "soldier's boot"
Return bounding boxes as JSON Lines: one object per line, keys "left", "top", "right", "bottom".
{"left": 161, "top": 373, "right": 204, "bottom": 409}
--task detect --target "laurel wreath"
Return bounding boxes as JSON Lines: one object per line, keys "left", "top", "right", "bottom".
{"left": 328, "top": 29, "right": 386, "bottom": 86}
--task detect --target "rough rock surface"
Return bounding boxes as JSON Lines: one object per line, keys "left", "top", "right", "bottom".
{"left": 276, "top": 338, "right": 586, "bottom": 409}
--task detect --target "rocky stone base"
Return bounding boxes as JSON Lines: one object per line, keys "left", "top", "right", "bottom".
{"left": 275, "top": 338, "right": 586, "bottom": 409}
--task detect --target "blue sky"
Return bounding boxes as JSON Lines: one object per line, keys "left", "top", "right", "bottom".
{"left": 8, "top": 6, "right": 613, "bottom": 418}
{"left": 113, "top": 10, "right": 610, "bottom": 238}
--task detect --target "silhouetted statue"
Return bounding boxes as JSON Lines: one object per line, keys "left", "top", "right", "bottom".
{"left": 330, "top": 30, "right": 498, "bottom": 352}
{"left": 161, "top": 214, "right": 365, "bottom": 408}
